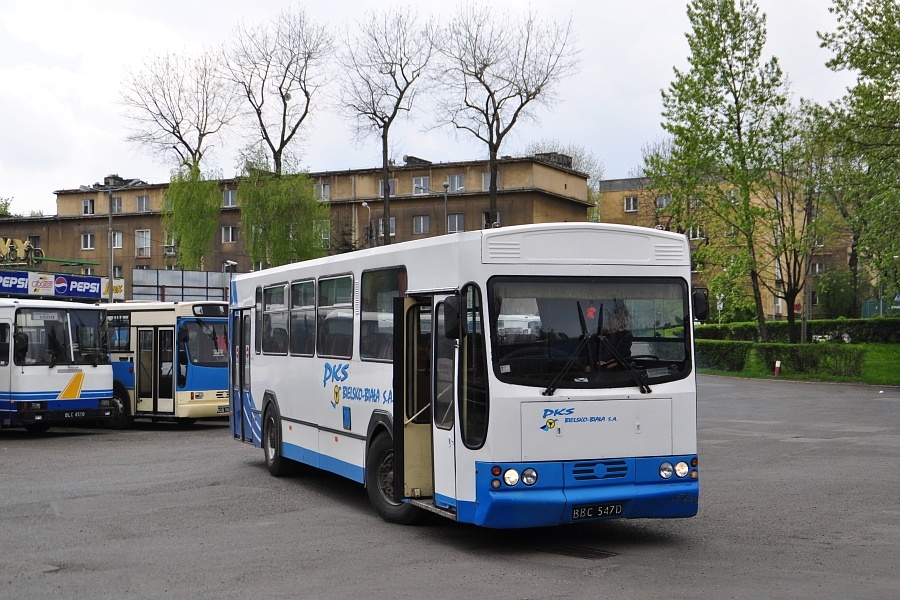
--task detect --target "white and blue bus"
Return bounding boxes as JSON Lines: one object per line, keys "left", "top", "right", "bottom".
{"left": 107, "top": 301, "right": 229, "bottom": 428}
{"left": 229, "top": 223, "right": 709, "bottom": 528}
{"left": 0, "top": 298, "right": 116, "bottom": 432}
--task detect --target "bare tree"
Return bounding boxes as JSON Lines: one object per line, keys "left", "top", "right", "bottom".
{"left": 434, "top": 5, "right": 579, "bottom": 226}
{"left": 222, "top": 8, "right": 333, "bottom": 176}
{"left": 121, "top": 50, "right": 237, "bottom": 170}
{"left": 338, "top": 8, "right": 435, "bottom": 245}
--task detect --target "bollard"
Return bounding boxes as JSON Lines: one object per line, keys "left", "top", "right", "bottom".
{"left": 774, "top": 360, "right": 781, "bottom": 376}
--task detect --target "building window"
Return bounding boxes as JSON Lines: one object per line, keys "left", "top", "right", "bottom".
{"left": 688, "top": 225, "right": 706, "bottom": 239}
{"left": 413, "top": 176, "right": 430, "bottom": 195}
{"left": 81, "top": 233, "right": 95, "bottom": 250}
{"left": 136, "top": 195, "right": 150, "bottom": 212}
{"left": 482, "top": 172, "right": 500, "bottom": 191}
{"left": 165, "top": 264, "right": 179, "bottom": 271}
{"left": 378, "top": 179, "right": 397, "bottom": 197}
{"left": 113, "top": 266, "right": 123, "bottom": 278}
{"left": 135, "top": 229, "right": 151, "bottom": 257}
{"left": 448, "top": 174, "right": 464, "bottom": 193}
{"left": 135, "top": 265, "right": 150, "bottom": 270}
{"left": 624, "top": 196, "right": 638, "bottom": 212}
{"left": 27, "top": 235, "right": 40, "bottom": 249}
{"left": 413, "top": 215, "right": 430, "bottom": 235}
{"left": 222, "top": 226, "right": 238, "bottom": 243}
{"left": 316, "top": 220, "right": 331, "bottom": 250}
{"left": 111, "top": 196, "right": 123, "bottom": 214}
{"left": 112, "top": 230, "right": 123, "bottom": 249}
{"left": 448, "top": 213, "right": 464, "bottom": 233}
{"left": 314, "top": 183, "right": 330, "bottom": 201}
{"left": 378, "top": 217, "right": 396, "bottom": 238}
{"left": 811, "top": 290, "right": 819, "bottom": 306}
{"left": 223, "top": 189, "right": 237, "bottom": 207}
{"left": 811, "top": 262, "right": 825, "bottom": 275}
{"left": 83, "top": 267, "right": 94, "bottom": 276}
{"left": 482, "top": 211, "right": 500, "bottom": 229}
{"left": 82, "top": 199, "right": 95, "bottom": 215}
{"left": 656, "top": 195, "right": 671, "bottom": 209}
{"left": 163, "top": 234, "right": 177, "bottom": 256}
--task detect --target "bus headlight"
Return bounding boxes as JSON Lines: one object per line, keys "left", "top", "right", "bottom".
{"left": 675, "top": 461, "right": 689, "bottom": 478}
{"left": 659, "top": 462, "right": 674, "bottom": 479}
{"left": 521, "top": 468, "right": 538, "bottom": 486}
{"left": 503, "top": 469, "right": 520, "bottom": 486}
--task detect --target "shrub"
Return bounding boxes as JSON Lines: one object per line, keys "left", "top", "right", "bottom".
{"left": 695, "top": 340, "right": 753, "bottom": 371}
{"left": 754, "top": 343, "right": 866, "bottom": 377}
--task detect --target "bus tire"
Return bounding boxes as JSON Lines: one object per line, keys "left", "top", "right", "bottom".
{"left": 107, "top": 387, "right": 134, "bottom": 430}
{"left": 366, "top": 434, "right": 421, "bottom": 525}
{"left": 24, "top": 422, "right": 51, "bottom": 433}
{"left": 263, "top": 404, "right": 289, "bottom": 477}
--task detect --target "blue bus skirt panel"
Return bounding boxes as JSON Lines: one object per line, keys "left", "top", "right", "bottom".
{"left": 459, "top": 456, "right": 699, "bottom": 528}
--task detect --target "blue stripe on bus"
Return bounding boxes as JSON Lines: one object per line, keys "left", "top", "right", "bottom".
{"left": 0, "top": 390, "right": 112, "bottom": 401}
{"left": 462, "top": 456, "right": 699, "bottom": 528}
{"left": 282, "top": 441, "right": 365, "bottom": 484}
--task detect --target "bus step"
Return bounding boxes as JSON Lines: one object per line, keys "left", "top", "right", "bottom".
{"left": 408, "top": 499, "right": 458, "bottom": 521}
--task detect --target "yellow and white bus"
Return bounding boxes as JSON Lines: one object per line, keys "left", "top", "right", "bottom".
{"left": 229, "top": 223, "right": 708, "bottom": 528}
{"left": 107, "top": 301, "right": 229, "bottom": 428}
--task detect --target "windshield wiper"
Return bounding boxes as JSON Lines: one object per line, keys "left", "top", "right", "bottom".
{"left": 598, "top": 334, "right": 652, "bottom": 394}
{"left": 543, "top": 302, "right": 592, "bottom": 396}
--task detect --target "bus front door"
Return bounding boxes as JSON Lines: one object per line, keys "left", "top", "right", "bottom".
{"left": 396, "top": 296, "right": 459, "bottom": 513}
{"left": 135, "top": 327, "right": 175, "bottom": 415}
{"left": 431, "top": 297, "right": 458, "bottom": 510}
{"left": 230, "top": 310, "right": 254, "bottom": 443}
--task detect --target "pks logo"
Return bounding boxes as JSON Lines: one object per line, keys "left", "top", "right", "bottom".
{"left": 54, "top": 276, "right": 69, "bottom": 294}
{"left": 540, "top": 407, "right": 574, "bottom": 432}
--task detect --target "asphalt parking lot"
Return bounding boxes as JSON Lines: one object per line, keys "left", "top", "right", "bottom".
{"left": 1, "top": 375, "right": 897, "bottom": 600}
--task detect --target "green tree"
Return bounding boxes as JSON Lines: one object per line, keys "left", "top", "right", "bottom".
{"left": 238, "top": 159, "right": 330, "bottom": 267}
{"left": 0, "top": 197, "right": 11, "bottom": 216}
{"left": 816, "top": 267, "right": 864, "bottom": 318}
{"left": 819, "top": 0, "right": 900, "bottom": 302}
{"left": 646, "top": 0, "right": 790, "bottom": 341}
{"left": 162, "top": 167, "right": 222, "bottom": 270}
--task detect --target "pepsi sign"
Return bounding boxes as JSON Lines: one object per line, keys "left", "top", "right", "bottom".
{"left": 54, "top": 274, "right": 103, "bottom": 299}
{"left": 0, "top": 271, "right": 30, "bottom": 294}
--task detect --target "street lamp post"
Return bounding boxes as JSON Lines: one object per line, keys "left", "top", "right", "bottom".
{"left": 81, "top": 178, "right": 142, "bottom": 303}
{"left": 361, "top": 202, "right": 371, "bottom": 248}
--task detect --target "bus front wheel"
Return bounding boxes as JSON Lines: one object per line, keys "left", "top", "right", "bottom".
{"left": 263, "top": 405, "right": 289, "bottom": 477}
{"left": 366, "top": 434, "right": 421, "bottom": 525}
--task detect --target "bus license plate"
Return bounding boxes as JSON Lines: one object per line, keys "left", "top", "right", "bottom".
{"left": 572, "top": 503, "right": 624, "bottom": 521}
{"left": 217, "top": 406, "right": 229, "bottom": 413}
{"left": 64, "top": 411, "right": 86, "bottom": 418}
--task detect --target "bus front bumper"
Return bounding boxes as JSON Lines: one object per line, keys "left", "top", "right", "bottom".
{"left": 459, "top": 456, "right": 699, "bottom": 528}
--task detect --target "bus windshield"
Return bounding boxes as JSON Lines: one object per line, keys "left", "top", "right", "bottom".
{"left": 182, "top": 319, "right": 228, "bottom": 367}
{"left": 490, "top": 276, "right": 690, "bottom": 389}
{"left": 14, "top": 307, "right": 109, "bottom": 366}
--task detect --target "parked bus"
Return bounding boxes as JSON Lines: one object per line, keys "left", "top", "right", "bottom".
{"left": 229, "top": 223, "right": 709, "bottom": 528}
{"left": 0, "top": 298, "right": 116, "bottom": 432}
{"left": 107, "top": 301, "right": 229, "bottom": 428}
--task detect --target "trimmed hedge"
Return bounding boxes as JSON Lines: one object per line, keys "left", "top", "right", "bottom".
{"left": 695, "top": 340, "right": 754, "bottom": 371}
{"left": 695, "top": 340, "right": 867, "bottom": 377}
{"left": 695, "top": 317, "right": 900, "bottom": 343}
{"left": 755, "top": 343, "right": 866, "bottom": 377}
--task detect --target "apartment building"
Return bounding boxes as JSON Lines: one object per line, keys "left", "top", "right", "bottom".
{"left": 1, "top": 155, "right": 590, "bottom": 300}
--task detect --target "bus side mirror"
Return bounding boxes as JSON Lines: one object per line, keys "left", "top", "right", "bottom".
{"left": 178, "top": 327, "right": 190, "bottom": 344}
{"left": 442, "top": 296, "right": 467, "bottom": 340}
{"left": 692, "top": 287, "right": 710, "bottom": 322}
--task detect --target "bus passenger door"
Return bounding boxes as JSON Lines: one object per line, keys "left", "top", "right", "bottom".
{"left": 230, "top": 310, "right": 254, "bottom": 442}
{"left": 135, "top": 327, "right": 175, "bottom": 414}
{"left": 0, "top": 321, "right": 10, "bottom": 428}
{"left": 396, "top": 297, "right": 434, "bottom": 501}
{"left": 431, "top": 297, "right": 458, "bottom": 509}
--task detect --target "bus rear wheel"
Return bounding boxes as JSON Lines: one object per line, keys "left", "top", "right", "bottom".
{"left": 366, "top": 434, "right": 421, "bottom": 525}
{"left": 106, "top": 388, "right": 134, "bottom": 430}
{"left": 263, "top": 405, "right": 289, "bottom": 477}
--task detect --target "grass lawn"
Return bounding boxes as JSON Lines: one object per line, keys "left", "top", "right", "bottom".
{"left": 697, "top": 343, "right": 900, "bottom": 387}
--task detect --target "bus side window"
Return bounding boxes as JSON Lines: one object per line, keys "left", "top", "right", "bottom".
{"left": 0, "top": 324, "right": 9, "bottom": 366}
{"left": 13, "top": 330, "right": 28, "bottom": 364}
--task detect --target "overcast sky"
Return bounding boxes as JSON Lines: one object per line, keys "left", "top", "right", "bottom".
{"left": 0, "top": 0, "right": 855, "bottom": 216}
